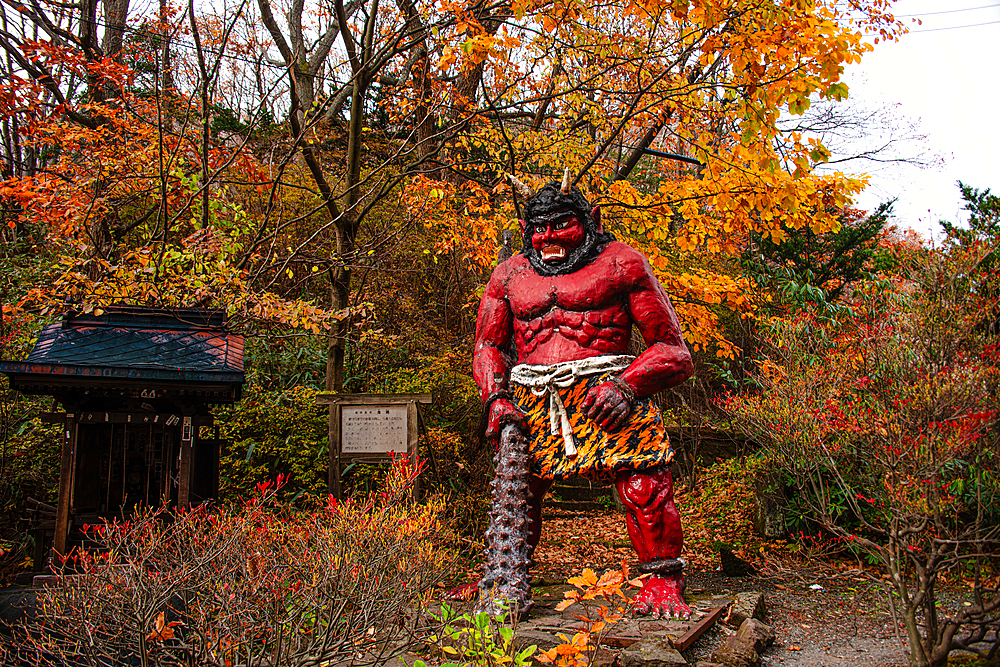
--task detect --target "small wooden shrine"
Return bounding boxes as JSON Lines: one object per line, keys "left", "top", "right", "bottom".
{"left": 0, "top": 306, "right": 244, "bottom": 566}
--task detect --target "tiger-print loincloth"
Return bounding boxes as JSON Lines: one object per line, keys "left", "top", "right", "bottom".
{"left": 512, "top": 373, "right": 673, "bottom": 480}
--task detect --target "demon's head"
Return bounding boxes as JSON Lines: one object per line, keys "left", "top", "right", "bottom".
{"left": 514, "top": 172, "right": 614, "bottom": 276}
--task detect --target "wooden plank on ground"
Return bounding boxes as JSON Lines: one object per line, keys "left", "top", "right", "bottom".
{"left": 669, "top": 604, "right": 729, "bottom": 652}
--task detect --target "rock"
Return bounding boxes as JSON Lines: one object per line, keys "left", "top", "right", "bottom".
{"left": 521, "top": 612, "right": 567, "bottom": 638}
{"left": 31, "top": 574, "right": 62, "bottom": 587}
{"left": 710, "top": 640, "right": 758, "bottom": 667}
{"left": 529, "top": 585, "right": 578, "bottom": 615}
{"left": 619, "top": 636, "right": 688, "bottom": 667}
{"left": 0, "top": 586, "right": 37, "bottom": 625}
{"left": 694, "top": 663, "right": 724, "bottom": 667}
{"left": 599, "top": 633, "right": 643, "bottom": 649}
{"left": 710, "top": 618, "right": 773, "bottom": 667}
{"left": 725, "top": 592, "right": 765, "bottom": 627}
{"left": 590, "top": 647, "right": 618, "bottom": 667}
{"left": 719, "top": 548, "right": 757, "bottom": 576}
{"left": 513, "top": 632, "right": 623, "bottom": 666}
{"left": 512, "top": 629, "right": 563, "bottom": 653}
{"left": 735, "top": 619, "right": 775, "bottom": 654}
{"left": 559, "top": 601, "right": 597, "bottom": 620}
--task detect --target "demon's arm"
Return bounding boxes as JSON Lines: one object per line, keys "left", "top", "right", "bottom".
{"left": 619, "top": 254, "right": 694, "bottom": 396}
{"left": 473, "top": 265, "right": 526, "bottom": 439}
{"left": 584, "top": 250, "right": 693, "bottom": 429}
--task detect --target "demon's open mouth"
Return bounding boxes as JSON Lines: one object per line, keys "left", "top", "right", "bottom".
{"left": 541, "top": 245, "right": 567, "bottom": 262}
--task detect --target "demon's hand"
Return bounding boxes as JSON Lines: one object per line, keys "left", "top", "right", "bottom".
{"left": 485, "top": 398, "right": 527, "bottom": 440}
{"left": 583, "top": 378, "right": 633, "bottom": 430}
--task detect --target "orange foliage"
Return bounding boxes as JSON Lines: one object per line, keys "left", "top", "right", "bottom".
{"left": 1, "top": 0, "right": 905, "bottom": 350}
{"left": 394, "top": 0, "right": 903, "bottom": 357}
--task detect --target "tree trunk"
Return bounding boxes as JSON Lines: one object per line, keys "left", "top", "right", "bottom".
{"left": 414, "top": 56, "right": 437, "bottom": 166}
{"left": 890, "top": 547, "right": 949, "bottom": 667}
{"left": 101, "top": 0, "right": 130, "bottom": 60}
{"left": 188, "top": 0, "right": 212, "bottom": 226}
{"left": 327, "top": 267, "right": 350, "bottom": 393}
{"left": 326, "top": 2, "right": 369, "bottom": 395}
{"left": 159, "top": 0, "right": 174, "bottom": 92}
{"left": 78, "top": 0, "right": 104, "bottom": 102}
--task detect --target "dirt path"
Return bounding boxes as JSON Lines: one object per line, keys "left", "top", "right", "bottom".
{"left": 524, "top": 505, "right": 911, "bottom": 666}
{"left": 684, "top": 569, "right": 907, "bottom": 666}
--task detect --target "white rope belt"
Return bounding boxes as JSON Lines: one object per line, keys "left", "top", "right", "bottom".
{"left": 510, "top": 355, "right": 633, "bottom": 458}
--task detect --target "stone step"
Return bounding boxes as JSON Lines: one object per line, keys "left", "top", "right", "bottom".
{"left": 544, "top": 499, "right": 612, "bottom": 513}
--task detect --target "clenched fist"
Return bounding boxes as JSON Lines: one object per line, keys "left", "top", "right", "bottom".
{"left": 485, "top": 397, "right": 526, "bottom": 440}
{"left": 582, "top": 380, "right": 632, "bottom": 430}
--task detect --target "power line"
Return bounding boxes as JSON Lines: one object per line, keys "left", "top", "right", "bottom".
{"left": 911, "top": 18, "right": 1000, "bottom": 32}
{"left": 896, "top": 3, "right": 1000, "bottom": 17}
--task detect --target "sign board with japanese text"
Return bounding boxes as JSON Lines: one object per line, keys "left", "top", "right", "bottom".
{"left": 340, "top": 404, "right": 408, "bottom": 455}
{"left": 314, "top": 393, "right": 433, "bottom": 498}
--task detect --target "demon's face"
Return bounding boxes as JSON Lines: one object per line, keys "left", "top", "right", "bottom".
{"left": 520, "top": 182, "right": 613, "bottom": 276}
{"left": 529, "top": 210, "right": 586, "bottom": 263}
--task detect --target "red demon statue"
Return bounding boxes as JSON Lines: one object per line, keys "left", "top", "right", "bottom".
{"left": 471, "top": 170, "right": 694, "bottom": 619}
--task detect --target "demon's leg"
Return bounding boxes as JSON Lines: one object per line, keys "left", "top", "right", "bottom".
{"left": 616, "top": 466, "right": 690, "bottom": 619}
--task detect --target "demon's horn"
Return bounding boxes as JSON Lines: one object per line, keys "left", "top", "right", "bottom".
{"left": 507, "top": 174, "right": 534, "bottom": 199}
{"left": 561, "top": 167, "right": 572, "bottom": 194}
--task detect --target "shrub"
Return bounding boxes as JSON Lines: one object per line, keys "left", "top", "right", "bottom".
{"left": 678, "top": 455, "right": 763, "bottom": 564}
{"left": 0, "top": 311, "right": 61, "bottom": 582}
{"left": 721, "top": 243, "right": 1000, "bottom": 667}
{"left": 214, "top": 384, "right": 329, "bottom": 502}
{"left": 4, "top": 456, "right": 452, "bottom": 666}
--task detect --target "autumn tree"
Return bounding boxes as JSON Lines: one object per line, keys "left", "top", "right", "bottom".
{"left": 722, "top": 238, "right": 1000, "bottom": 667}
{"left": 1, "top": 0, "right": 908, "bottom": 360}
{"left": 939, "top": 182, "right": 1000, "bottom": 337}
{"left": 0, "top": 0, "right": 346, "bottom": 325}
{"left": 941, "top": 181, "right": 1000, "bottom": 247}
{"left": 0, "top": 0, "right": 495, "bottom": 502}
{"left": 0, "top": 0, "right": 915, "bottom": 509}
{"left": 744, "top": 201, "right": 894, "bottom": 311}
{"left": 398, "top": 0, "right": 903, "bottom": 359}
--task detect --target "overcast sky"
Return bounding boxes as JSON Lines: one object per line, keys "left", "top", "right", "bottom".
{"left": 843, "top": 0, "right": 1000, "bottom": 237}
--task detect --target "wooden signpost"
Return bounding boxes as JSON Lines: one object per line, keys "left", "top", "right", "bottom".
{"left": 315, "top": 393, "right": 432, "bottom": 498}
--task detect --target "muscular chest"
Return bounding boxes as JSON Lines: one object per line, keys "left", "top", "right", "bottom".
{"left": 505, "top": 263, "right": 627, "bottom": 320}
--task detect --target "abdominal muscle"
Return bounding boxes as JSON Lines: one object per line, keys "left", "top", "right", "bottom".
{"left": 513, "top": 308, "right": 631, "bottom": 366}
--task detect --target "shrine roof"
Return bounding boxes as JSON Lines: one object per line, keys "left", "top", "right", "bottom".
{"left": 0, "top": 306, "right": 245, "bottom": 389}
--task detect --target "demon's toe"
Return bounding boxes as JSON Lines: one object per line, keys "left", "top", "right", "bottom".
{"left": 632, "top": 573, "right": 690, "bottom": 619}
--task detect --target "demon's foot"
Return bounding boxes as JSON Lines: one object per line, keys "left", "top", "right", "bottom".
{"left": 632, "top": 573, "right": 690, "bottom": 619}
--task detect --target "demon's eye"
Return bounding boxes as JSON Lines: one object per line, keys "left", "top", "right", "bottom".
{"left": 554, "top": 220, "right": 569, "bottom": 230}
{"left": 534, "top": 225, "right": 546, "bottom": 234}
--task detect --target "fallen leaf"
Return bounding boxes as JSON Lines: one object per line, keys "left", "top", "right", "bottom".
{"left": 568, "top": 568, "right": 599, "bottom": 589}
